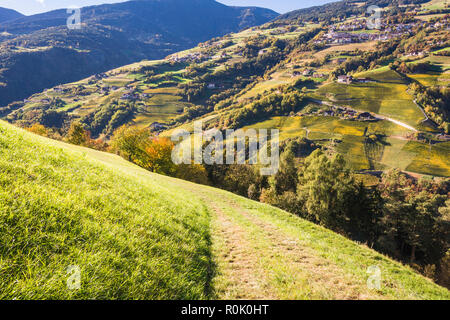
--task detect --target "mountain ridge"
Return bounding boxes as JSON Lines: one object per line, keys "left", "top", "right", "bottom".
{"left": 0, "top": 0, "right": 278, "bottom": 107}
{"left": 0, "top": 7, "right": 23, "bottom": 24}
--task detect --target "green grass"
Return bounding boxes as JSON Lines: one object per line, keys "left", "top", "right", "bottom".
{"left": 433, "top": 47, "right": 450, "bottom": 54}
{"left": 205, "top": 188, "right": 450, "bottom": 300}
{"left": 380, "top": 137, "right": 416, "bottom": 170}
{"left": 420, "top": 0, "right": 448, "bottom": 11}
{"left": 0, "top": 121, "right": 212, "bottom": 299}
{"left": 412, "top": 55, "right": 450, "bottom": 72}
{"left": 407, "top": 72, "right": 450, "bottom": 87}
{"left": 102, "top": 79, "right": 134, "bottom": 86}
{"left": 316, "top": 69, "right": 425, "bottom": 127}
{"left": 239, "top": 79, "right": 292, "bottom": 100}
{"left": 1, "top": 120, "right": 449, "bottom": 300}
{"left": 241, "top": 115, "right": 450, "bottom": 176}
{"left": 404, "top": 141, "right": 450, "bottom": 177}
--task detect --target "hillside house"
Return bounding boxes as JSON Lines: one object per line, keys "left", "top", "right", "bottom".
{"left": 357, "top": 112, "right": 376, "bottom": 121}
{"left": 337, "top": 75, "right": 353, "bottom": 84}
{"left": 94, "top": 73, "right": 107, "bottom": 80}
{"left": 150, "top": 122, "right": 167, "bottom": 131}
{"left": 334, "top": 37, "right": 352, "bottom": 44}
{"left": 101, "top": 87, "right": 110, "bottom": 94}
{"left": 121, "top": 93, "right": 139, "bottom": 101}
{"left": 258, "top": 49, "right": 269, "bottom": 55}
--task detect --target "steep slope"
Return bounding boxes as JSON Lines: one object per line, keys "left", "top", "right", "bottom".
{"left": 0, "top": 7, "right": 23, "bottom": 24}
{"left": 0, "top": 120, "right": 448, "bottom": 299}
{"left": 0, "top": 0, "right": 278, "bottom": 107}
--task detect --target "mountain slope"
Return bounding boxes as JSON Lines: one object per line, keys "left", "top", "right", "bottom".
{"left": 0, "top": 120, "right": 448, "bottom": 299}
{"left": 0, "top": 7, "right": 23, "bottom": 24}
{"left": 0, "top": 0, "right": 278, "bottom": 107}
{"left": 277, "top": 0, "right": 429, "bottom": 21}
{"left": 0, "top": 0, "right": 277, "bottom": 40}
{"left": 5, "top": 0, "right": 449, "bottom": 177}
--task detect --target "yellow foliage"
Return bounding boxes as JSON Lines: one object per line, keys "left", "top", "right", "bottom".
{"left": 26, "top": 123, "right": 48, "bottom": 136}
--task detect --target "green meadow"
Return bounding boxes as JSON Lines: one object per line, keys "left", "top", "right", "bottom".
{"left": 1, "top": 121, "right": 449, "bottom": 299}
{"left": 0, "top": 122, "right": 212, "bottom": 299}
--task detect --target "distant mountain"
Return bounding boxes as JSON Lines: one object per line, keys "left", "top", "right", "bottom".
{"left": 0, "top": 7, "right": 23, "bottom": 24}
{"left": 277, "top": 0, "right": 428, "bottom": 21}
{"left": 0, "top": 0, "right": 278, "bottom": 107}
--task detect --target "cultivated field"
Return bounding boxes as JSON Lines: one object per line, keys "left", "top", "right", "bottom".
{"left": 315, "top": 69, "right": 426, "bottom": 127}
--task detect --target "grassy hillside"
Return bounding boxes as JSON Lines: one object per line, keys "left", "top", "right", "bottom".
{"left": 0, "top": 121, "right": 213, "bottom": 299}
{"left": 4, "top": 22, "right": 311, "bottom": 133}
{"left": 0, "top": 120, "right": 449, "bottom": 299}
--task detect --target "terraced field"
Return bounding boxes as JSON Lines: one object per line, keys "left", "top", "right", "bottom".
{"left": 244, "top": 116, "right": 410, "bottom": 139}
{"left": 313, "top": 41, "right": 378, "bottom": 60}
{"left": 315, "top": 69, "right": 425, "bottom": 127}
{"left": 11, "top": 59, "right": 194, "bottom": 131}
{"left": 241, "top": 114, "right": 450, "bottom": 175}
{"left": 403, "top": 141, "right": 450, "bottom": 176}
{"left": 132, "top": 92, "right": 188, "bottom": 128}
{"left": 408, "top": 72, "right": 450, "bottom": 86}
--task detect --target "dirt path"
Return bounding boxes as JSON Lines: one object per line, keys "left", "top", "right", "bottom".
{"left": 209, "top": 201, "right": 277, "bottom": 300}
{"left": 220, "top": 196, "right": 386, "bottom": 300}
{"left": 178, "top": 181, "right": 387, "bottom": 300}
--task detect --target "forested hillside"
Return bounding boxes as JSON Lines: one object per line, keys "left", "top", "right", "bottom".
{"left": 0, "top": 7, "right": 23, "bottom": 24}
{"left": 0, "top": 0, "right": 278, "bottom": 107}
